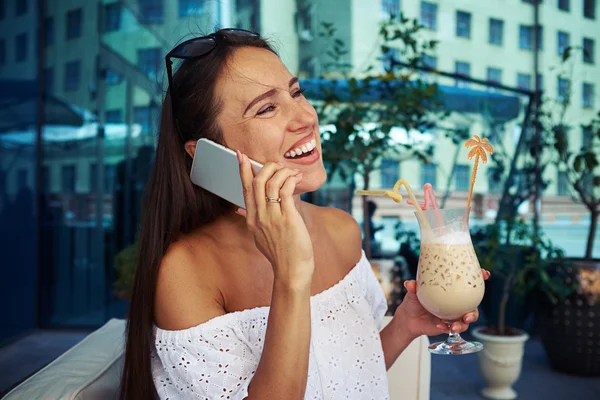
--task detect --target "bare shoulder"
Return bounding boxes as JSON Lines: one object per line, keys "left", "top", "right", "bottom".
{"left": 154, "top": 233, "right": 225, "bottom": 330}
{"left": 318, "top": 206, "right": 363, "bottom": 262}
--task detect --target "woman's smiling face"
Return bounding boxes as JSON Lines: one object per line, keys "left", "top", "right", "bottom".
{"left": 212, "top": 46, "right": 327, "bottom": 193}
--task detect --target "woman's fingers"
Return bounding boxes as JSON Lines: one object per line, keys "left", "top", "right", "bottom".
{"left": 280, "top": 173, "right": 303, "bottom": 215}
{"left": 462, "top": 308, "right": 479, "bottom": 324}
{"left": 251, "top": 161, "right": 283, "bottom": 217}
{"left": 482, "top": 269, "right": 491, "bottom": 280}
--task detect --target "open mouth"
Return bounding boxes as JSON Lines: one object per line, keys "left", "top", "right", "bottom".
{"left": 284, "top": 138, "right": 316, "bottom": 159}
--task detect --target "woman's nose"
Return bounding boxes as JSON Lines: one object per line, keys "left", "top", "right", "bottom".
{"left": 287, "top": 101, "right": 317, "bottom": 132}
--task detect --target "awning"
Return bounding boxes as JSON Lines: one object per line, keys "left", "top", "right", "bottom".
{"left": 300, "top": 78, "right": 523, "bottom": 123}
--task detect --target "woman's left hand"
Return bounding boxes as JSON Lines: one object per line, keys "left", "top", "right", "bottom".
{"left": 393, "top": 269, "right": 491, "bottom": 339}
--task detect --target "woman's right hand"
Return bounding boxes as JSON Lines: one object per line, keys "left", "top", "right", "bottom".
{"left": 237, "top": 151, "right": 315, "bottom": 287}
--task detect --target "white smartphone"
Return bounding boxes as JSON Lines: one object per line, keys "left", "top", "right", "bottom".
{"left": 190, "top": 138, "right": 263, "bottom": 209}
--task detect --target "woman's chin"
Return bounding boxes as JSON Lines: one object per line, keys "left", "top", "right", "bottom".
{"left": 295, "top": 171, "right": 327, "bottom": 195}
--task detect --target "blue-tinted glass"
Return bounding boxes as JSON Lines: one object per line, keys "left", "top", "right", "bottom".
{"left": 104, "top": 3, "right": 121, "bottom": 32}
{"left": 420, "top": 2, "right": 437, "bottom": 30}
{"left": 456, "top": 11, "right": 471, "bottom": 38}
{"left": 66, "top": 8, "right": 82, "bottom": 40}
{"left": 583, "top": 38, "right": 595, "bottom": 63}
{"left": 179, "top": 0, "right": 207, "bottom": 17}
{"left": 138, "top": 0, "right": 164, "bottom": 24}
{"left": 489, "top": 18, "right": 503, "bottom": 45}
{"left": 15, "top": 33, "right": 27, "bottom": 62}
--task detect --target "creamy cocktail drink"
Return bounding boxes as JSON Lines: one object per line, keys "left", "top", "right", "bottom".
{"left": 411, "top": 207, "right": 484, "bottom": 355}
{"left": 416, "top": 232, "right": 485, "bottom": 321}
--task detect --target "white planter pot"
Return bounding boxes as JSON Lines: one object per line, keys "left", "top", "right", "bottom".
{"left": 471, "top": 326, "right": 529, "bottom": 400}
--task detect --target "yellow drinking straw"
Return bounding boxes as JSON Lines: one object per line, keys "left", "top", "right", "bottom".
{"left": 356, "top": 179, "right": 430, "bottom": 229}
{"left": 464, "top": 135, "right": 494, "bottom": 208}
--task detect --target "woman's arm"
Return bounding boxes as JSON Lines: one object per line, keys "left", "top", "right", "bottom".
{"left": 246, "top": 274, "right": 312, "bottom": 399}
{"left": 379, "top": 308, "right": 416, "bottom": 370}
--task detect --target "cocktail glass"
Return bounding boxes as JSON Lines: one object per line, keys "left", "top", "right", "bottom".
{"left": 415, "top": 207, "right": 485, "bottom": 355}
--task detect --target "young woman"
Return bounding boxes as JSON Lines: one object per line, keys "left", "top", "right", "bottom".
{"left": 119, "top": 29, "right": 486, "bottom": 400}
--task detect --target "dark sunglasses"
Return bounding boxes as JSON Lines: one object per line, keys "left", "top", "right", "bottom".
{"left": 165, "top": 28, "right": 260, "bottom": 137}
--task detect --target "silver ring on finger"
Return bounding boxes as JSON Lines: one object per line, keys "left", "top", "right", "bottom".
{"left": 265, "top": 196, "right": 281, "bottom": 204}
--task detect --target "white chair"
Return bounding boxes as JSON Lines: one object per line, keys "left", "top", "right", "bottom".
{"left": 3, "top": 316, "right": 430, "bottom": 399}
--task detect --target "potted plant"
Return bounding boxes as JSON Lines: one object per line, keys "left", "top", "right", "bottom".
{"left": 470, "top": 218, "right": 571, "bottom": 400}
{"left": 535, "top": 110, "right": 600, "bottom": 376}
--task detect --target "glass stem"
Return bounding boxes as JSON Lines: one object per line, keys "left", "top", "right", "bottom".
{"left": 445, "top": 321, "right": 464, "bottom": 344}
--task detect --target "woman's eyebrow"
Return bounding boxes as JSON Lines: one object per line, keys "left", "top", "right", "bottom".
{"left": 244, "top": 77, "right": 300, "bottom": 114}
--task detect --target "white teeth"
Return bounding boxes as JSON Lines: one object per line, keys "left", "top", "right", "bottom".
{"left": 285, "top": 138, "right": 317, "bottom": 158}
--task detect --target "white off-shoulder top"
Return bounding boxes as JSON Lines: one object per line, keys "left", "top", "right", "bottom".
{"left": 151, "top": 250, "right": 390, "bottom": 399}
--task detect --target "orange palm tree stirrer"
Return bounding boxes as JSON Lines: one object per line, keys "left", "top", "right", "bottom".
{"left": 464, "top": 135, "right": 494, "bottom": 208}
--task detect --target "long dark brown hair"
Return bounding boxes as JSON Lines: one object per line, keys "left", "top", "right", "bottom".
{"left": 119, "top": 30, "right": 276, "bottom": 399}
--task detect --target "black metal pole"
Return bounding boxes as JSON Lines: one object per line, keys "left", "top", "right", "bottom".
{"left": 35, "top": 0, "right": 46, "bottom": 329}
{"left": 532, "top": 0, "right": 542, "bottom": 233}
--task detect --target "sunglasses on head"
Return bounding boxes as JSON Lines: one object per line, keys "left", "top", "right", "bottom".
{"left": 165, "top": 28, "right": 260, "bottom": 137}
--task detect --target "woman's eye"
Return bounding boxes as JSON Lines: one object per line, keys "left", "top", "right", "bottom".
{"left": 292, "top": 88, "right": 306, "bottom": 98}
{"left": 257, "top": 105, "right": 276, "bottom": 115}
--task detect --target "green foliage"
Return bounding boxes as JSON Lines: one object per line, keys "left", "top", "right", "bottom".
{"left": 315, "top": 13, "right": 448, "bottom": 187}
{"left": 472, "top": 219, "right": 575, "bottom": 310}
{"left": 114, "top": 241, "right": 139, "bottom": 300}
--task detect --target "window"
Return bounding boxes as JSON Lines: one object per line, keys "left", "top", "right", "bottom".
{"left": 583, "top": 38, "right": 595, "bottom": 64}
{"left": 522, "top": 0, "right": 542, "bottom": 3}
{"left": 61, "top": 165, "right": 76, "bottom": 194}
{"left": 15, "top": 33, "right": 27, "bottom": 62}
{"left": 558, "top": 0, "right": 570, "bottom": 11}
{"left": 381, "top": 0, "right": 399, "bottom": 17}
{"left": 420, "top": 2, "right": 437, "bottom": 31}
{"left": 584, "top": 0, "right": 596, "bottom": 19}
{"left": 489, "top": 18, "right": 503, "bottom": 45}
{"left": 0, "top": 0, "right": 4, "bottom": 20}
{"left": 138, "top": 0, "right": 164, "bottom": 24}
{"left": 179, "top": 0, "right": 207, "bottom": 17}
{"left": 519, "top": 25, "right": 543, "bottom": 50}
{"left": 64, "top": 60, "right": 81, "bottom": 91}
{"left": 106, "top": 109, "right": 123, "bottom": 123}
{"left": 380, "top": 159, "right": 399, "bottom": 188}
{"left": 137, "top": 47, "right": 161, "bottom": 79}
{"left": 44, "top": 67, "right": 54, "bottom": 93}
{"left": 455, "top": 165, "right": 470, "bottom": 191}
{"left": 16, "top": 0, "right": 27, "bottom": 16}
{"left": 456, "top": 11, "right": 471, "bottom": 38}
{"left": 0, "top": 39, "right": 5, "bottom": 65}
{"left": 455, "top": 61, "right": 470, "bottom": 87}
{"left": 517, "top": 73, "right": 531, "bottom": 90}
{"left": 421, "top": 54, "right": 437, "bottom": 69}
{"left": 135, "top": 105, "right": 159, "bottom": 134}
{"left": 45, "top": 17, "right": 54, "bottom": 46}
{"left": 104, "top": 3, "right": 121, "bottom": 32}
{"left": 105, "top": 68, "right": 123, "bottom": 85}
{"left": 66, "top": 9, "right": 82, "bottom": 40}
{"left": 583, "top": 83, "right": 594, "bottom": 108}
{"left": 557, "top": 31, "right": 570, "bottom": 57}
{"left": 17, "top": 169, "right": 28, "bottom": 189}
{"left": 487, "top": 168, "right": 502, "bottom": 193}
{"left": 557, "top": 171, "right": 569, "bottom": 196}
{"left": 537, "top": 73, "right": 544, "bottom": 90}
{"left": 558, "top": 77, "right": 570, "bottom": 103}
{"left": 90, "top": 164, "right": 117, "bottom": 192}
{"left": 487, "top": 67, "right": 502, "bottom": 84}
{"left": 41, "top": 166, "right": 50, "bottom": 193}
{"left": 421, "top": 163, "right": 437, "bottom": 187}
{"left": 582, "top": 126, "right": 593, "bottom": 148}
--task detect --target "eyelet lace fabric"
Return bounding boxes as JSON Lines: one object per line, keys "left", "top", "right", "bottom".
{"left": 152, "top": 250, "right": 390, "bottom": 399}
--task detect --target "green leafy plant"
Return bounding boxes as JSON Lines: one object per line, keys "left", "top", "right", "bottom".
{"left": 114, "top": 241, "right": 139, "bottom": 301}
{"left": 471, "top": 218, "right": 574, "bottom": 335}
{"left": 314, "top": 14, "right": 450, "bottom": 258}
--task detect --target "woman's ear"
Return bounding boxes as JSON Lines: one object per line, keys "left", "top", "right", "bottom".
{"left": 184, "top": 140, "right": 197, "bottom": 158}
